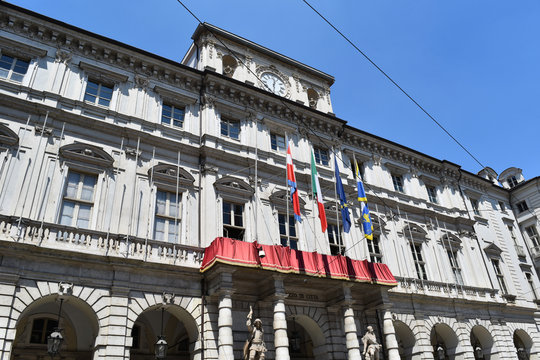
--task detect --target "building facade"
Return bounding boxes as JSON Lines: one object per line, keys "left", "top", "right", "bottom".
{"left": 0, "top": 3, "right": 538, "bottom": 360}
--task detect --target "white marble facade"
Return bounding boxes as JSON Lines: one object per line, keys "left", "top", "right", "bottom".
{"left": 0, "top": 3, "right": 538, "bottom": 360}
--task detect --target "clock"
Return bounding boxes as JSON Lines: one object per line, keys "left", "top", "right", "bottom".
{"left": 261, "top": 72, "right": 286, "bottom": 96}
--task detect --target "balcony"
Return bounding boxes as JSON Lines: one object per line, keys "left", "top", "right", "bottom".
{"left": 0, "top": 216, "right": 204, "bottom": 267}
{"left": 393, "top": 276, "right": 498, "bottom": 301}
{"left": 515, "top": 245, "right": 526, "bottom": 258}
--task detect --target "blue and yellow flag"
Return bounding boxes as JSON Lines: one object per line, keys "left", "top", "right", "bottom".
{"left": 361, "top": 202, "right": 373, "bottom": 240}
{"left": 334, "top": 155, "right": 351, "bottom": 233}
{"left": 355, "top": 161, "right": 367, "bottom": 202}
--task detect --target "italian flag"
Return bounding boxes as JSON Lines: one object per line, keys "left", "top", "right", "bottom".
{"left": 311, "top": 149, "right": 327, "bottom": 233}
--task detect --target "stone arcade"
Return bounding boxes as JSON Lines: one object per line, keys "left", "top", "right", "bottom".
{"left": 0, "top": 2, "right": 539, "bottom": 360}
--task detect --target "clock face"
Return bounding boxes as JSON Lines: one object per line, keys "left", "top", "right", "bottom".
{"left": 261, "top": 72, "right": 286, "bottom": 96}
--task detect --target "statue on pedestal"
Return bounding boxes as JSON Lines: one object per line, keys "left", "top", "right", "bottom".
{"left": 244, "top": 306, "right": 266, "bottom": 360}
{"left": 362, "top": 325, "right": 381, "bottom": 360}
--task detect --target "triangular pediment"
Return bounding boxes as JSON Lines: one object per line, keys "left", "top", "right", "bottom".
{"left": 484, "top": 243, "right": 503, "bottom": 257}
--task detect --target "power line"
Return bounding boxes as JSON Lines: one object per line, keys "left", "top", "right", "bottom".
{"left": 301, "top": 0, "right": 486, "bottom": 170}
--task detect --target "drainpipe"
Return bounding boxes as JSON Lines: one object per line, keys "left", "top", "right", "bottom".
{"left": 456, "top": 169, "right": 495, "bottom": 289}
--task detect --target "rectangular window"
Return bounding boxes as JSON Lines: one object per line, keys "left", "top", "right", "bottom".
{"left": 223, "top": 201, "right": 244, "bottom": 240}
{"left": 447, "top": 250, "right": 463, "bottom": 285}
{"left": 328, "top": 223, "right": 344, "bottom": 255}
{"left": 84, "top": 80, "right": 113, "bottom": 107}
{"left": 154, "top": 190, "right": 181, "bottom": 243}
{"left": 313, "top": 147, "right": 329, "bottom": 166}
{"left": 492, "top": 259, "right": 508, "bottom": 294}
{"left": 161, "top": 103, "right": 185, "bottom": 128}
{"left": 59, "top": 171, "right": 97, "bottom": 229}
{"left": 525, "top": 226, "right": 540, "bottom": 247}
{"left": 516, "top": 201, "right": 529, "bottom": 213}
{"left": 220, "top": 117, "right": 240, "bottom": 139}
{"left": 270, "top": 133, "right": 286, "bottom": 152}
{"left": 526, "top": 272, "right": 537, "bottom": 299}
{"left": 391, "top": 174, "right": 404, "bottom": 193}
{"left": 0, "top": 54, "right": 29, "bottom": 82}
{"left": 368, "top": 236, "right": 383, "bottom": 263}
{"left": 410, "top": 243, "right": 427, "bottom": 280}
{"left": 507, "top": 225, "right": 517, "bottom": 244}
{"left": 507, "top": 176, "right": 519, "bottom": 188}
{"left": 498, "top": 201, "right": 506, "bottom": 212}
{"left": 470, "top": 198, "right": 480, "bottom": 216}
{"left": 426, "top": 186, "right": 438, "bottom": 203}
{"left": 30, "top": 318, "right": 58, "bottom": 344}
{"left": 278, "top": 213, "right": 298, "bottom": 250}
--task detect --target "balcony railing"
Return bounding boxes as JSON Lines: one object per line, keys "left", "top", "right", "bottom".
{"left": 394, "top": 276, "right": 498, "bottom": 300}
{"left": 0, "top": 216, "right": 204, "bottom": 267}
{"left": 531, "top": 245, "right": 540, "bottom": 260}
{"left": 515, "top": 245, "right": 526, "bottom": 258}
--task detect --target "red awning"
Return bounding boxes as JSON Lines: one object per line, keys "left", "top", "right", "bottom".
{"left": 200, "top": 237, "right": 397, "bottom": 286}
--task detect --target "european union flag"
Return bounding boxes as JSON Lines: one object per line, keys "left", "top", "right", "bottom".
{"left": 361, "top": 202, "right": 373, "bottom": 240}
{"left": 334, "top": 156, "right": 351, "bottom": 233}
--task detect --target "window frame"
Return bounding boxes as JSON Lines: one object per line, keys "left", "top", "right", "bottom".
{"left": 368, "top": 235, "right": 383, "bottom": 263}
{"left": 278, "top": 213, "right": 298, "bottom": 249}
{"left": 270, "top": 133, "right": 286, "bottom": 152}
{"left": 59, "top": 170, "right": 98, "bottom": 229}
{"left": 220, "top": 116, "right": 240, "bottom": 140}
{"left": 83, "top": 79, "right": 114, "bottom": 107}
{"left": 525, "top": 226, "right": 540, "bottom": 247}
{"left": 161, "top": 102, "right": 185, "bottom": 128}
{"left": 446, "top": 249, "right": 463, "bottom": 285}
{"left": 507, "top": 176, "right": 519, "bottom": 188}
{"left": 410, "top": 242, "right": 427, "bottom": 280}
{"left": 492, "top": 259, "right": 508, "bottom": 295}
{"left": 29, "top": 317, "right": 59, "bottom": 344}
{"left": 313, "top": 146, "right": 329, "bottom": 166}
{"left": 223, "top": 201, "right": 245, "bottom": 240}
{"left": 154, "top": 189, "right": 182, "bottom": 243}
{"left": 470, "top": 198, "right": 480, "bottom": 216}
{"left": 328, "top": 223, "right": 345, "bottom": 255}
{"left": 516, "top": 201, "right": 529, "bottom": 213}
{"left": 426, "top": 185, "right": 438, "bottom": 204}
{"left": 0, "top": 54, "right": 30, "bottom": 82}
{"left": 391, "top": 173, "right": 404, "bottom": 193}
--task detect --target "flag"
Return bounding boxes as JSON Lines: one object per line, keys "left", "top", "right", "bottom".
{"left": 355, "top": 160, "right": 367, "bottom": 202}
{"left": 287, "top": 143, "right": 302, "bottom": 222}
{"left": 361, "top": 202, "right": 373, "bottom": 240}
{"left": 311, "top": 149, "right": 327, "bottom": 232}
{"left": 334, "top": 155, "right": 351, "bottom": 233}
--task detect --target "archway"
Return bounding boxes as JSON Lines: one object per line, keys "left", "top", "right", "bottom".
{"left": 393, "top": 320, "right": 416, "bottom": 360}
{"left": 470, "top": 325, "right": 494, "bottom": 359}
{"left": 130, "top": 305, "right": 199, "bottom": 360}
{"left": 287, "top": 315, "right": 327, "bottom": 360}
{"left": 430, "top": 323, "right": 459, "bottom": 360}
{"left": 11, "top": 294, "right": 99, "bottom": 360}
{"left": 514, "top": 329, "right": 532, "bottom": 360}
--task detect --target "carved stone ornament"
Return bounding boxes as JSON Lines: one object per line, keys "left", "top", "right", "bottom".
{"left": 162, "top": 292, "right": 175, "bottom": 305}
{"left": 371, "top": 154, "right": 382, "bottom": 166}
{"left": 201, "top": 94, "right": 215, "bottom": 110}
{"left": 134, "top": 74, "right": 149, "bottom": 89}
{"left": 58, "top": 282, "right": 73, "bottom": 296}
{"left": 55, "top": 49, "right": 72, "bottom": 64}
{"left": 124, "top": 146, "right": 141, "bottom": 158}
{"left": 60, "top": 143, "right": 114, "bottom": 168}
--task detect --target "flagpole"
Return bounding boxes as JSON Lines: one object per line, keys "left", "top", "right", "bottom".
{"left": 332, "top": 149, "right": 341, "bottom": 245}
{"left": 285, "top": 132, "right": 290, "bottom": 248}
{"left": 309, "top": 144, "right": 316, "bottom": 252}
{"left": 254, "top": 118, "right": 258, "bottom": 244}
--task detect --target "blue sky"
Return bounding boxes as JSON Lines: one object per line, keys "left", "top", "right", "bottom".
{"left": 8, "top": 0, "right": 540, "bottom": 180}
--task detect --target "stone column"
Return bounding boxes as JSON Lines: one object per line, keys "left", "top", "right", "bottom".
{"left": 382, "top": 309, "right": 400, "bottom": 360}
{"left": 218, "top": 289, "right": 234, "bottom": 360}
{"left": 341, "top": 285, "right": 362, "bottom": 360}
{"left": 273, "top": 277, "right": 290, "bottom": 360}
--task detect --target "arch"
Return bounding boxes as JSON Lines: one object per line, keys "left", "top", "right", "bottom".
{"left": 286, "top": 305, "right": 330, "bottom": 360}
{"left": 430, "top": 323, "right": 460, "bottom": 359}
{"left": 12, "top": 293, "right": 99, "bottom": 359}
{"left": 287, "top": 314, "right": 327, "bottom": 360}
{"left": 514, "top": 329, "right": 533, "bottom": 360}
{"left": 393, "top": 320, "right": 416, "bottom": 360}
{"left": 130, "top": 303, "right": 200, "bottom": 360}
{"left": 470, "top": 325, "right": 494, "bottom": 359}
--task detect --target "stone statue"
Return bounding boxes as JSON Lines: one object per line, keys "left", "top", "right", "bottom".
{"left": 362, "top": 325, "right": 381, "bottom": 360}
{"left": 244, "top": 305, "right": 266, "bottom": 360}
